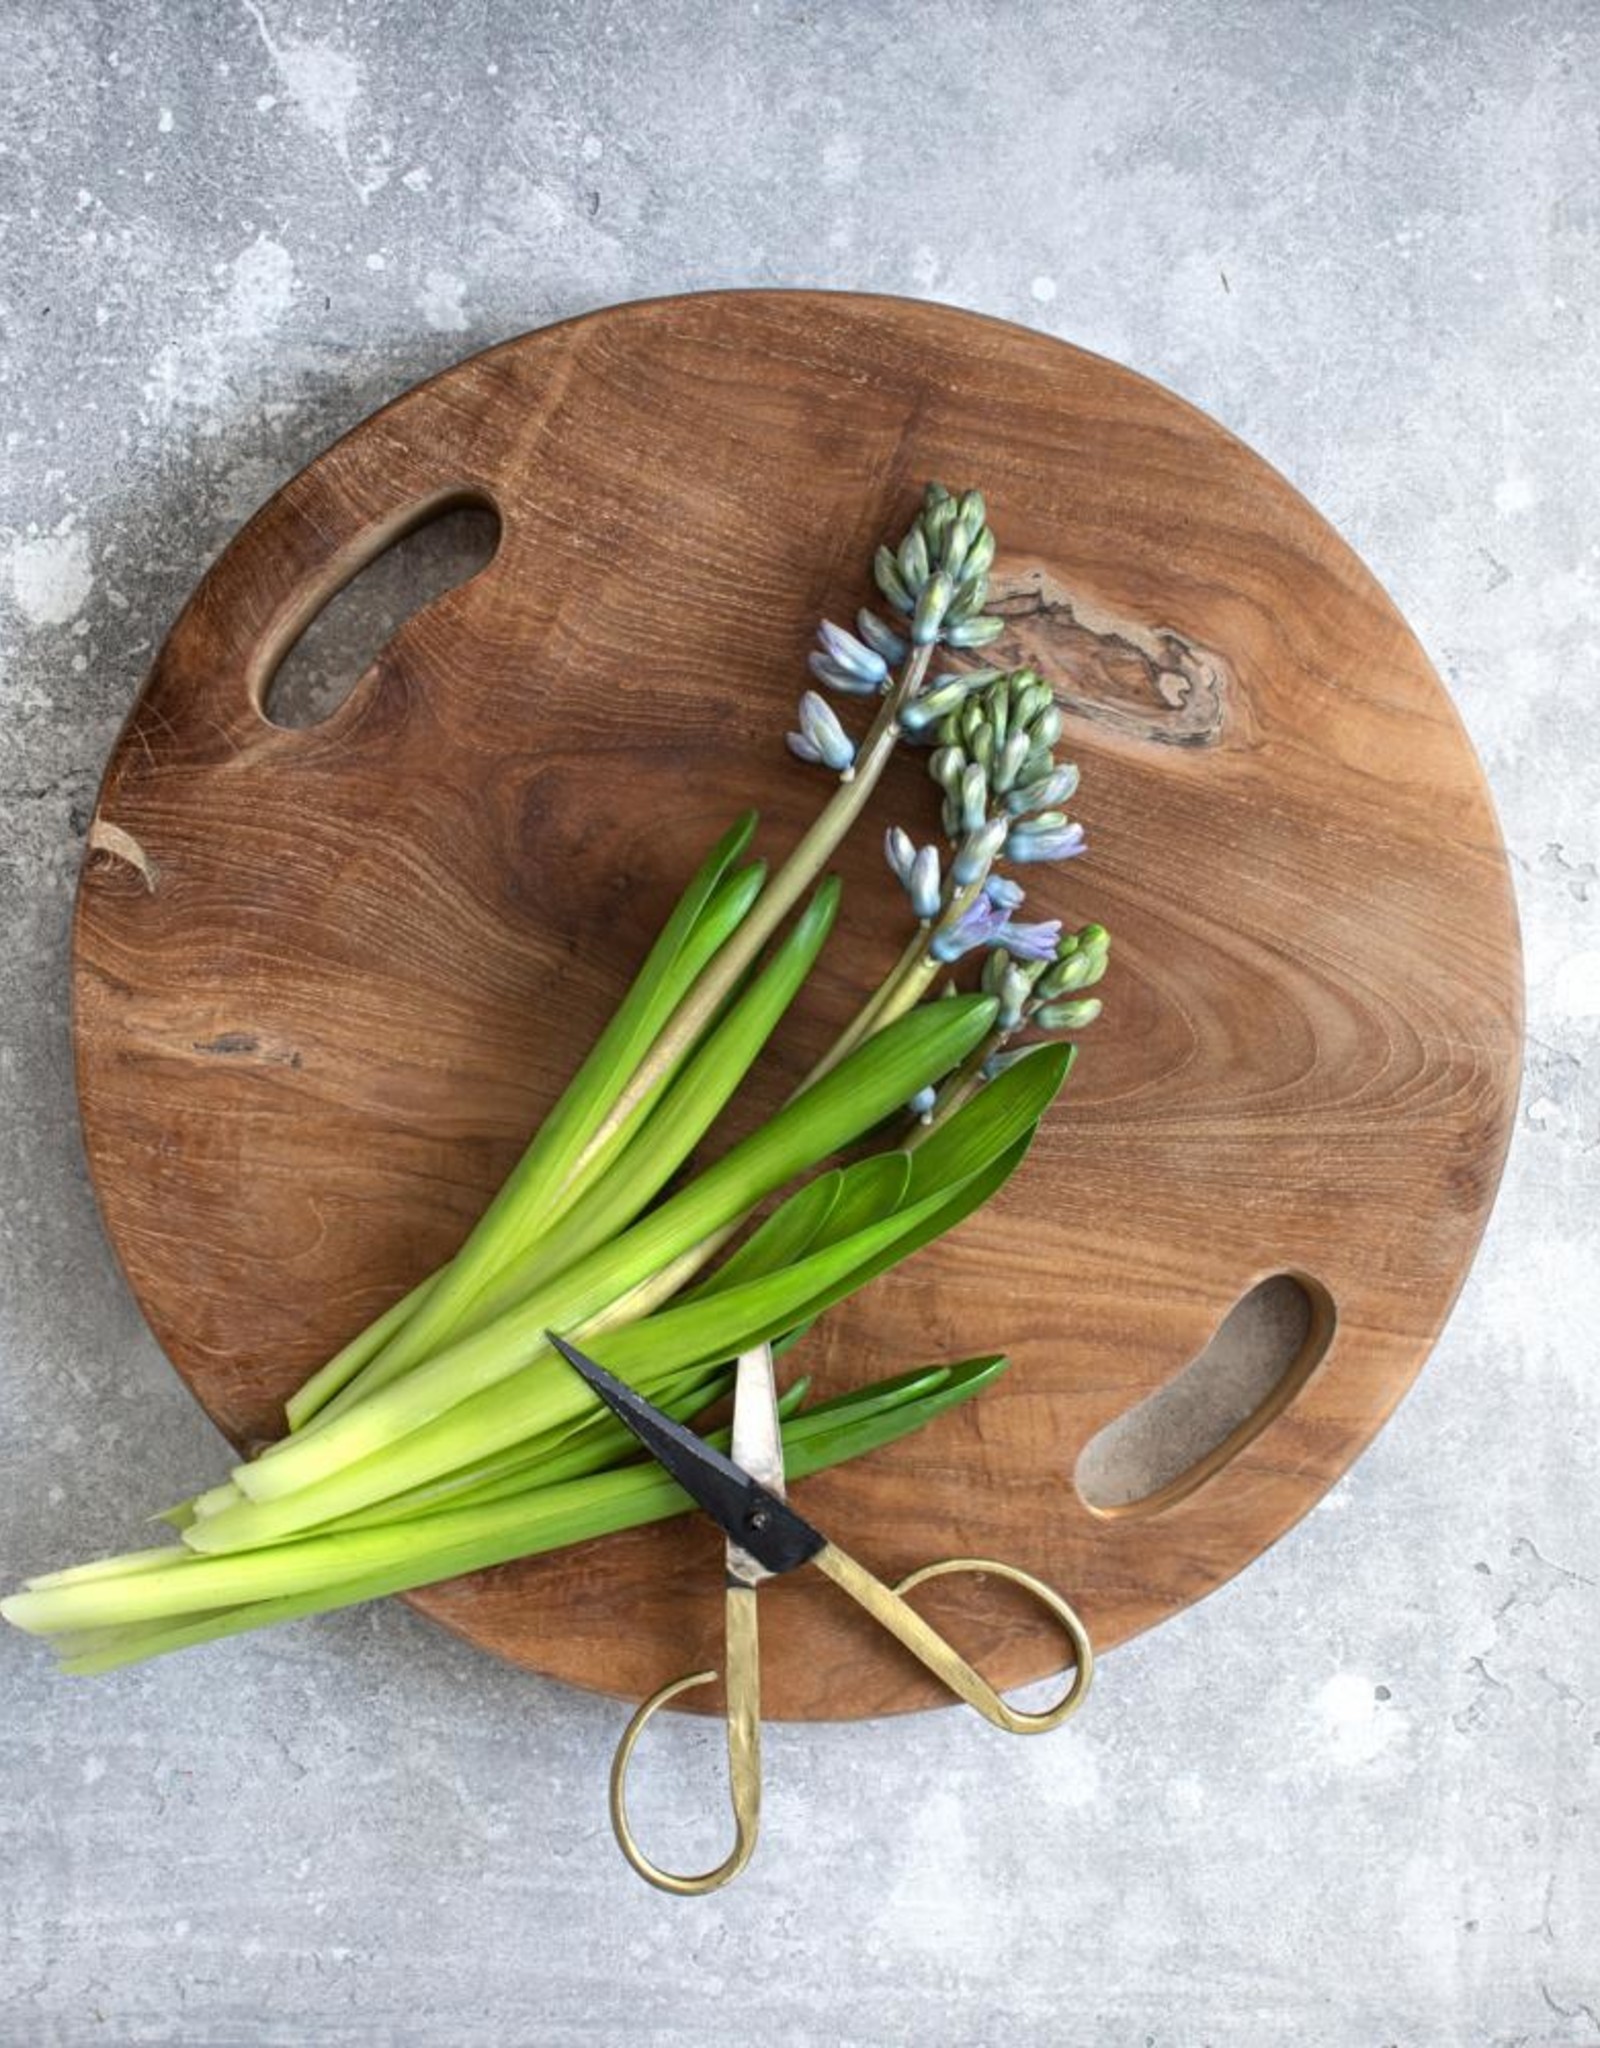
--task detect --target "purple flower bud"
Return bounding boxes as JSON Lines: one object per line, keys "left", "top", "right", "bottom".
{"left": 1005, "top": 820, "right": 1086, "bottom": 864}
{"left": 997, "top": 917, "right": 1063, "bottom": 962}
{"left": 817, "top": 619, "right": 890, "bottom": 687}
{"left": 929, "top": 892, "right": 1008, "bottom": 962}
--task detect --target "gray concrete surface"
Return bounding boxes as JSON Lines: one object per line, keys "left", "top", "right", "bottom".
{"left": 2, "top": 3, "right": 1596, "bottom": 2042}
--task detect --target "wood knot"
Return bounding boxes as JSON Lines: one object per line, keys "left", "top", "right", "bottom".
{"left": 987, "top": 567, "right": 1232, "bottom": 748}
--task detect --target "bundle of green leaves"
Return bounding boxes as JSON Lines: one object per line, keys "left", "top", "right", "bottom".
{"left": 3, "top": 484, "right": 1109, "bottom": 1675}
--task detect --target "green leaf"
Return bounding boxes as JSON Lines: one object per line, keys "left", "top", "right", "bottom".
{"left": 906, "top": 1041, "right": 1074, "bottom": 1199}
{"left": 283, "top": 1274, "right": 435, "bottom": 1433}
{"left": 778, "top": 1131, "right": 1037, "bottom": 1332}
{"left": 229, "top": 994, "right": 999, "bottom": 1514}
{"left": 805, "top": 1152, "right": 912, "bottom": 1251}
{"left": 450, "top": 877, "right": 841, "bottom": 1322}
{"left": 25, "top": 1358, "right": 1008, "bottom": 1672}
{"left": 588, "top": 1129, "right": 1035, "bottom": 1397}
{"left": 290, "top": 813, "right": 761, "bottom": 1428}
{"left": 681, "top": 1170, "right": 843, "bottom": 1301}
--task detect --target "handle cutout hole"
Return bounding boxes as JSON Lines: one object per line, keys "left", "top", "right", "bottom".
{"left": 1075, "top": 1272, "right": 1335, "bottom": 1520}
{"left": 261, "top": 497, "right": 501, "bottom": 729}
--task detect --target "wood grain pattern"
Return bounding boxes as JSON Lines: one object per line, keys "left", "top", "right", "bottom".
{"left": 72, "top": 291, "right": 1521, "bottom": 1719}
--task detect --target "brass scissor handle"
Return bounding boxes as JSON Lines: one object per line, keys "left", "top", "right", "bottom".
{"left": 608, "top": 1547, "right": 1091, "bottom": 1894}
{"left": 812, "top": 1543, "right": 1094, "bottom": 1734}
{"left": 609, "top": 1583, "right": 764, "bottom": 1897}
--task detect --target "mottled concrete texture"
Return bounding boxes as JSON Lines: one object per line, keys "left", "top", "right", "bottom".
{"left": 1, "top": 4, "right": 1596, "bottom": 2043}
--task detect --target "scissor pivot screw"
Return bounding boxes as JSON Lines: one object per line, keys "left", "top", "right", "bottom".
{"left": 747, "top": 1507, "right": 771, "bottom": 1532}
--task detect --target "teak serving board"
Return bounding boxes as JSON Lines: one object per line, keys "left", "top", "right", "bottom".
{"left": 73, "top": 292, "right": 1520, "bottom": 1719}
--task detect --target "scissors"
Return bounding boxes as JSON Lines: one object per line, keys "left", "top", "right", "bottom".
{"left": 548, "top": 1332, "right": 1093, "bottom": 1895}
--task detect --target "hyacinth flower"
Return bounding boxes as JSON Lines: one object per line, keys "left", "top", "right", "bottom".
{"left": 5, "top": 482, "right": 1107, "bottom": 1675}
{"left": 807, "top": 648, "right": 1108, "bottom": 1113}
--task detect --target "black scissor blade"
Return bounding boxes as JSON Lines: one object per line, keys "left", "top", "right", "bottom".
{"left": 547, "top": 1331, "right": 826, "bottom": 1577}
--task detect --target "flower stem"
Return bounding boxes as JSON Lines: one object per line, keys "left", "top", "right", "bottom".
{"left": 568, "top": 642, "right": 935, "bottom": 1175}
{"left": 804, "top": 925, "right": 929, "bottom": 1083}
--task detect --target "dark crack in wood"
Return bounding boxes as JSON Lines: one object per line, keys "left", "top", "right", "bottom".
{"left": 193, "top": 1033, "right": 303, "bottom": 1069}
{"left": 986, "top": 566, "right": 1231, "bottom": 747}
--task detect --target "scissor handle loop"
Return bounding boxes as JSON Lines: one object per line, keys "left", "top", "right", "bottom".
{"left": 815, "top": 1544, "right": 1093, "bottom": 1734}
{"left": 607, "top": 1585, "right": 763, "bottom": 1897}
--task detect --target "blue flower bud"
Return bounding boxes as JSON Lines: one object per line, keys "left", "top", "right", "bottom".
{"left": 907, "top": 1084, "right": 938, "bottom": 1121}
{"left": 984, "top": 874, "right": 1025, "bottom": 912}
{"left": 856, "top": 608, "right": 909, "bottom": 665}
{"left": 874, "top": 546, "right": 914, "bottom": 616}
{"left": 908, "top": 844, "right": 942, "bottom": 921}
{"left": 898, "top": 525, "right": 931, "bottom": 591}
{"left": 1005, "top": 821, "right": 1087, "bottom": 864}
{"left": 817, "top": 619, "right": 890, "bottom": 687}
{"left": 951, "top": 815, "right": 1009, "bottom": 887}
{"left": 808, "top": 651, "right": 881, "bottom": 696}
{"left": 1004, "top": 764, "right": 1080, "bottom": 815}
{"left": 898, "top": 675, "right": 979, "bottom": 734}
{"left": 791, "top": 689, "right": 856, "bottom": 775}
{"left": 884, "top": 826, "right": 916, "bottom": 885}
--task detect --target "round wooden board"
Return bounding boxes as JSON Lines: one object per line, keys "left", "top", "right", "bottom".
{"left": 73, "top": 291, "right": 1520, "bottom": 1719}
